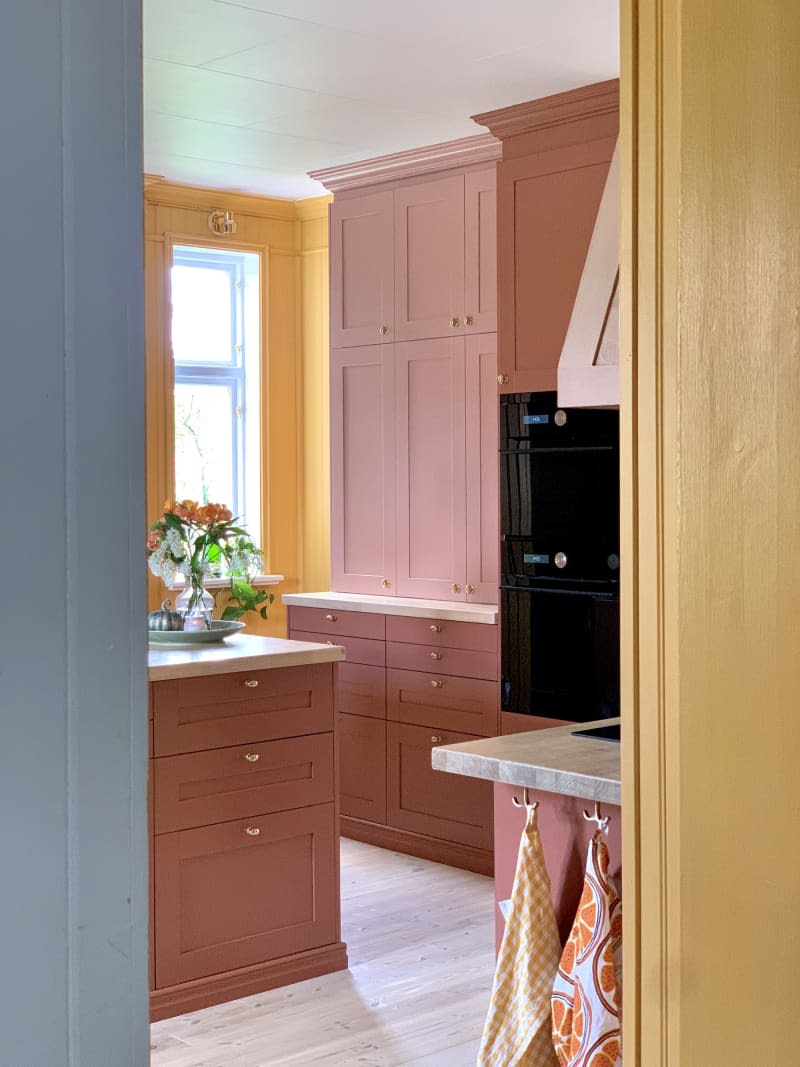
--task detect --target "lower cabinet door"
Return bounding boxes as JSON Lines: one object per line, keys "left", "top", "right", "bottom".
{"left": 338, "top": 712, "right": 387, "bottom": 824}
{"left": 386, "top": 721, "right": 493, "bottom": 850}
{"left": 154, "top": 803, "right": 337, "bottom": 988}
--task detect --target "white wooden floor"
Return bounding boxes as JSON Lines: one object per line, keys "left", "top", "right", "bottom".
{"left": 151, "top": 839, "right": 496, "bottom": 1066}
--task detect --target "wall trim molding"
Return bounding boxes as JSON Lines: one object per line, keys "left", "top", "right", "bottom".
{"left": 308, "top": 133, "right": 501, "bottom": 193}
{"left": 472, "top": 79, "right": 620, "bottom": 142}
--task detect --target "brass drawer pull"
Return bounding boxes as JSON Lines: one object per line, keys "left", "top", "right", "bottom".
{"left": 431, "top": 735, "right": 443, "bottom": 744}
{"left": 430, "top": 651, "right": 442, "bottom": 660}
{"left": 245, "top": 826, "right": 261, "bottom": 836}
{"left": 325, "top": 613, "right": 338, "bottom": 622}
{"left": 244, "top": 752, "right": 260, "bottom": 762}
{"left": 466, "top": 584, "right": 475, "bottom": 595}
{"left": 243, "top": 679, "right": 259, "bottom": 688}
{"left": 431, "top": 680, "right": 443, "bottom": 688}
{"left": 429, "top": 624, "right": 442, "bottom": 633}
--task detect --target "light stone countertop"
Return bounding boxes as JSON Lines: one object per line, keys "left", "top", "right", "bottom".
{"left": 148, "top": 634, "right": 345, "bottom": 682}
{"left": 282, "top": 591, "right": 498, "bottom": 625}
{"left": 431, "top": 718, "right": 621, "bottom": 805}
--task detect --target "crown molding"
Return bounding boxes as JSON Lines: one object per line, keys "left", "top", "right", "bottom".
{"left": 143, "top": 178, "right": 298, "bottom": 221}
{"left": 309, "top": 133, "right": 501, "bottom": 193}
{"left": 472, "top": 79, "right": 620, "bottom": 141}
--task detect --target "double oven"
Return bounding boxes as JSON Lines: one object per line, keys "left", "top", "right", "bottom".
{"left": 500, "top": 392, "right": 620, "bottom": 723}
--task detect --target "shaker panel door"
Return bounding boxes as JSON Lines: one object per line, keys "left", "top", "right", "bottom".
{"left": 464, "top": 168, "right": 497, "bottom": 335}
{"left": 330, "top": 191, "right": 394, "bottom": 348}
{"left": 394, "top": 176, "right": 465, "bottom": 341}
{"left": 395, "top": 338, "right": 466, "bottom": 600}
{"left": 330, "top": 345, "right": 396, "bottom": 595}
{"left": 497, "top": 138, "right": 615, "bottom": 393}
{"left": 338, "top": 712, "right": 387, "bottom": 824}
{"left": 465, "top": 333, "right": 499, "bottom": 603}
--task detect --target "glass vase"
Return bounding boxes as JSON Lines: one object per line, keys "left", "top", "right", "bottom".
{"left": 175, "top": 572, "right": 214, "bottom": 629}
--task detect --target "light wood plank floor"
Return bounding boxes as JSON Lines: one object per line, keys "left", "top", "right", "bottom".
{"left": 151, "top": 839, "right": 495, "bottom": 1066}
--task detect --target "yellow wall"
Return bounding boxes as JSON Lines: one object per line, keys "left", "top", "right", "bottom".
{"left": 144, "top": 179, "right": 331, "bottom": 636}
{"left": 622, "top": 1, "right": 800, "bottom": 1062}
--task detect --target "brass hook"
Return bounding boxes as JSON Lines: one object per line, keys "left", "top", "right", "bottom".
{"left": 582, "top": 801, "right": 610, "bottom": 833}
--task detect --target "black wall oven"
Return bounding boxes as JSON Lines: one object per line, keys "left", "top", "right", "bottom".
{"left": 500, "top": 392, "right": 620, "bottom": 722}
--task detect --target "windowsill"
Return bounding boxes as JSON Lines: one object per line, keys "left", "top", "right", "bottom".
{"left": 165, "top": 574, "right": 284, "bottom": 591}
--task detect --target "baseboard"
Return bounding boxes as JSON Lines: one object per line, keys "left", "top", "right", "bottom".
{"left": 341, "top": 816, "right": 493, "bottom": 877}
{"left": 150, "top": 941, "right": 348, "bottom": 1022}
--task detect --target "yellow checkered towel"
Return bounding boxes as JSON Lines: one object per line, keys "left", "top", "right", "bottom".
{"left": 477, "top": 804, "right": 561, "bottom": 1066}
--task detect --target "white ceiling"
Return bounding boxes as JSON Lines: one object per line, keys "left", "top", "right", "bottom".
{"left": 143, "top": 0, "right": 619, "bottom": 200}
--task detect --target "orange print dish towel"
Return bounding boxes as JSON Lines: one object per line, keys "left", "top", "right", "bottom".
{"left": 551, "top": 832, "right": 622, "bottom": 1067}
{"left": 477, "top": 804, "right": 560, "bottom": 1067}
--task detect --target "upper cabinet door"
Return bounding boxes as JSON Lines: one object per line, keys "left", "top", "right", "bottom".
{"left": 330, "top": 345, "right": 396, "bottom": 595}
{"left": 557, "top": 145, "right": 620, "bottom": 408}
{"left": 394, "top": 176, "right": 465, "bottom": 342}
{"left": 497, "top": 137, "right": 616, "bottom": 393}
{"left": 395, "top": 338, "right": 467, "bottom": 600}
{"left": 465, "top": 334, "right": 499, "bottom": 604}
{"left": 464, "top": 169, "right": 497, "bottom": 335}
{"left": 330, "top": 191, "right": 394, "bottom": 348}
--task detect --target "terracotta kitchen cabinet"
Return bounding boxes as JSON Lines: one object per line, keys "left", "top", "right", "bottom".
{"left": 387, "top": 721, "right": 493, "bottom": 852}
{"left": 464, "top": 169, "right": 498, "bottom": 335}
{"left": 148, "top": 648, "right": 346, "bottom": 1021}
{"left": 465, "top": 332, "right": 500, "bottom": 601}
{"left": 338, "top": 712, "right": 387, "bottom": 824}
{"left": 474, "top": 80, "right": 619, "bottom": 396}
{"left": 329, "top": 189, "right": 394, "bottom": 348}
{"left": 386, "top": 667, "right": 498, "bottom": 736}
{"left": 330, "top": 345, "right": 396, "bottom": 596}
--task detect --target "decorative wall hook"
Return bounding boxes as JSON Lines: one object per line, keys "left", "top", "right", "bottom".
{"left": 511, "top": 787, "right": 538, "bottom": 811}
{"left": 582, "top": 801, "right": 610, "bottom": 833}
{"left": 208, "top": 209, "right": 236, "bottom": 236}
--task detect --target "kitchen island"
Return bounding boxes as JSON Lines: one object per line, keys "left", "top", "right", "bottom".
{"left": 148, "top": 634, "right": 347, "bottom": 1020}
{"left": 433, "top": 720, "right": 621, "bottom": 945}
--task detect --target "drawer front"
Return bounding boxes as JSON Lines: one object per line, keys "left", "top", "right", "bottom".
{"left": 287, "top": 606, "right": 385, "bottom": 640}
{"left": 154, "top": 803, "right": 338, "bottom": 988}
{"left": 338, "top": 712, "right": 387, "bottom": 824}
{"left": 386, "top": 722, "right": 492, "bottom": 850}
{"left": 387, "top": 668, "right": 498, "bottom": 736}
{"left": 152, "top": 663, "right": 333, "bottom": 756}
{"left": 387, "top": 641, "right": 498, "bottom": 681}
{"left": 336, "top": 661, "right": 386, "bottom": 720}
{"left": 386, "top": 615, "right": 497, "bottom": 652}
{"left": 153, "top": 733, "right": 334, "bottom": 834}
{"left": 289, "top": 629, "right": 386, "bottom": 667}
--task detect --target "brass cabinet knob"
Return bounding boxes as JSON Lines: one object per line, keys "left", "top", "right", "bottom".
{"left": 379, "top": 324, "right": 390, "bottom": 336}
{"left": 464, "top": 315, "right": 474, "bottom": 326}
{"left": 429, "top": 624, "right": 442, "bottom": 633}
{"left": 466, "top": 584, "right": 476, "bottom": 595}
{"left": 381, "top": 578, "right": 391, "bottom": 589}
{"left": 497, "top": 374, "right": 509, "bottom": 386}
{"left": 431, "top": 735, "right": 443, "bottom": 744}
{"left": 325, "top": 613, "right": 338, "bottom": 621}
{"left": 449, "top": 316, "right": 461, "bottom": 328}
{"left": 451, "top": 583, "right": 462, "bottom": 594}
{"left": 243, "top": 679, "right": 259, "bottom": 688}
{"left": 430, "top": 651, "right": 442, "bottom": 660}
{"left": 244, "top": 752, "right": 260, "bottom": 762}
{"left": 245, "top": 826, "right": 261, "bottom": 836}
{"left": 431, "top": 679, "right": 444, "bottom": 688}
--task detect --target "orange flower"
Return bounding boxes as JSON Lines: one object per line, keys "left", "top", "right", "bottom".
{"left": 198, "top": 503, "right": 233, "bottom": 525}
{"left": 146, "top": 530, "right": 162, "bottom": 552}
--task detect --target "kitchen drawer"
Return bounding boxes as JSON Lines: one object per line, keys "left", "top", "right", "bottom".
{"left": 386, "top": 615, "right": 497, "bottom": 653}
{"left": 154, "top": 803, "right": 338, "bottom": 988}
{"left": 152, "top": 733, "right": 334, "bottom": 835}
{"left": 287, "top": 606, "right": 385, "bottom": 641}
{"left": 386, "top": 722, "right": 492, "bottom": 850}
{"left": 336, "top": 662, "right": 386, "bottom": 720}
{"left": 152, "top": 663, "right": 334, "bottom": 757}
{"left": 387, "top": 641, "right": 498, "bottom": 681}
{"left": 289, "top": 629, "right": 386, "bottom": 667}
{"left": 338, "top": 712, "right": 387, "bottom": 824}
{"left": 387, "top": 668, "right": 498, "bottom": 736}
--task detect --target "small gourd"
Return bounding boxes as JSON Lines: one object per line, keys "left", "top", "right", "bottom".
{"left": 148, "top": 598, "right": 183, "bottom": 632}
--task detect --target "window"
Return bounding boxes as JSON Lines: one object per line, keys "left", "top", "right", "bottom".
{"left": 170, "top": 244, "right": 261, "bottom": 541}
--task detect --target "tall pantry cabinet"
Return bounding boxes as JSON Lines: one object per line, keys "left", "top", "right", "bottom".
{"left": 317, "top": 138, "right": 501, "bottom": 603}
